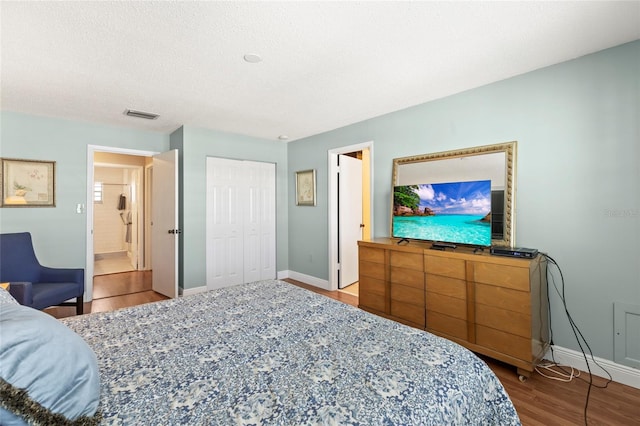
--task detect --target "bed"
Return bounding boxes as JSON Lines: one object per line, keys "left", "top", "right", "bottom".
{"left": 1, "top": 280, "right": 520, "bottom": 425}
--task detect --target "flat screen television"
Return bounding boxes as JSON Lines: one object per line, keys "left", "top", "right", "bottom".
{"left": 393, "top": 179, "right": 492, "bottom": 247}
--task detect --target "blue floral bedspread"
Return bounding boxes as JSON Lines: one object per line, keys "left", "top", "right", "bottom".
{"left": 62, "top": 280, "right": 521, "bottom": 425}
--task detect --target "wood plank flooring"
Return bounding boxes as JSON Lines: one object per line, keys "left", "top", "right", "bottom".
{"left": 49, "top": 273, "right": 639, "bottom": 425}
{"left": 45, "top": 271, "right": 168, "bottom": 318}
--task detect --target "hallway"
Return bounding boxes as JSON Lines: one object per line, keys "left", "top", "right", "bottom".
{"left": 94, "top": 253, "right": 135, "bottom": 275}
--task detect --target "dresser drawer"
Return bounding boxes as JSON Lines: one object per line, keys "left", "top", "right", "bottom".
{"left": 359, "top": 291, "right": 386, "bottom": 313}
{"left": 390, "top": 266, "right": 424, "bottom": 290}
{"left": 426, "top": 274, "right": 466, "bottom": 299}
{"left": 359, "top": 246, "right": 385, "bottom": 263}
{"left": 390, "top": 251, "right": 423, "bottom": 271}
{"left": 391, "top": 283, "right": 425, "bottom": 306}
{"left": 391, "top": 301, "right": 425, "bottom": 327}
{"left": 473, "top": 262, "right": 530, "bottom": 291}
{"left": 476, "top": 325, "right": 531, "bottom": 361}
{"left": 426, "top": 292, "right": 466, "bottom": 320}
{"left": 360, "top": 260, "right": 385, "bottom": 280}
{"left": 427, "top": 311, "right": 468, "bottom": 340}
{"left": 476, "top": 304, "right": 530, "bottom": 338}
{"left": 360, "top": 276, "right": 385, "bottom": 296}
{"left": 425, "top": 255, "right": 465, "bottom": 279}
{"left": 475, "top": 283, "right": 530, "bottom": 313}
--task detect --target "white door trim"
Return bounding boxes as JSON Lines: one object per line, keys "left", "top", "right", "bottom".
{"left": 86, "top": 145, "right": 159, "bottom": 301}
{"left": 327, "top": 141, "right": 374, "bottom": 291}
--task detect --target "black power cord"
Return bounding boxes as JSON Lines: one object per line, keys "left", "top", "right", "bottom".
{"left": 542, "top": 253, "right": 612, "bottom": 426}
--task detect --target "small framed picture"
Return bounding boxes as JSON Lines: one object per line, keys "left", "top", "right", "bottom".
{"left": 295, "top": 169, "right": 316, "bottom": 206}
{"left": 1, "top": 158, "right": 56, "bottom": 207}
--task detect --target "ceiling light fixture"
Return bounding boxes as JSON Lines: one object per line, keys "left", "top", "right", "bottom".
{"left": 278, "top": 135, "right": 289, "bottom": 141}
{"left": 124, "top": 109, "right": 159, "bottom": 120}
{"left": 243, "top": 53, "right": 262, "bottom": 63}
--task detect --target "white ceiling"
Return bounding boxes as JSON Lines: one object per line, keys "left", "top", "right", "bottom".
{"left": 1, "top": 1, "right": 639, "bottom": 142}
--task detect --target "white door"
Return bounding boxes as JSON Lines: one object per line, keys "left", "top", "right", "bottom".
{"left": 243, "top": 163, "right": 261, "bottom": 283}
{"left": 151, "top": 149, "right": 179, "bottom": 298}
{"left": 244, "top": 161, "right": 276, "bottom": 282}
{"left": 338, "top": 154, "right": 363, "bottom": 288}
{"left": 206, "top": 157, "right": 244, "bottom": 289}
{"left": 206, "top": 158, "right": 275, "bottom": 289}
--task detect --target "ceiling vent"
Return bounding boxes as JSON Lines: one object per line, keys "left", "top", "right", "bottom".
{"left": 124, "top": 109, "right": 159, "bottom": 120}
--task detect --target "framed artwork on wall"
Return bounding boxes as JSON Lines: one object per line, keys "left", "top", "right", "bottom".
{"left": 295, "top": 169, "right": 316, "bottom": 206}
{"left": 1, "top": 158, "right": 56, "bottom": 207}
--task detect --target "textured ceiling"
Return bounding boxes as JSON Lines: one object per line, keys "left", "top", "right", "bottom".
{"left": 1, "top": 1, "right": 639, "bottom": 142}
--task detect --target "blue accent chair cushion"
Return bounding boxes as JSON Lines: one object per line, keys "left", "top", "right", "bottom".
{"left": 0, "top": 302, "right": 101, "bottom": 425}
{"left": 0, "top": 232, "right": 84, "bottom": 315}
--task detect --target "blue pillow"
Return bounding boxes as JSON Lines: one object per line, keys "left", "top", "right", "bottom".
{"left": 0, "top": 304, "right": 100, "bottom": 425}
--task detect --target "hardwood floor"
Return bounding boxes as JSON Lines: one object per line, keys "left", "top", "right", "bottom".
{"left": 45, "top": 271, "right": 167, "bottom": 318}
{"left": 49, "top": 274, "right": 639, "bottom": 425}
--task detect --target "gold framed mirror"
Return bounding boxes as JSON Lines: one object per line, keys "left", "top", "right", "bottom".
{"left": 392, "top": 141, "right": 517, "bottom": 247}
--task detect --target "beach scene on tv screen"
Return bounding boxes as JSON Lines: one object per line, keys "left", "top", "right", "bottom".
{"left": 393, "top": 179, "right": 492, "bottom": 246}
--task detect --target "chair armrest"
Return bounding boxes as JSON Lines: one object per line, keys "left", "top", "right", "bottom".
{"left": 8, "top": 281, "right": 33, "bottom": 306}
{"left": 40, "top": 267, "right": 84, "bottom": 286}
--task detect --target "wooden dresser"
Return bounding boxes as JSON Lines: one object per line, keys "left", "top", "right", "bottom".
{"left": 358, "top": 238, "right": 549, "bottom": 380}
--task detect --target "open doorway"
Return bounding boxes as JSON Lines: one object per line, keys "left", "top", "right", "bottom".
{"left": 93, "top": 156, "right": 145, "bottom": 276}
{"left": 92, "top": 153, "right": 149, "bottom": 303}
{"left": 328, "top": 141, "right": 373, "bottom": 292}
{"left": 86, "top": 146, "right": 157, "bottom": 301}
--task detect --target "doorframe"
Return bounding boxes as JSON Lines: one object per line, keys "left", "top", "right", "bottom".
{"left": 327, "top": 141, "right": 374, "bottom": 291}
{"left": 85, "top": 145, "right": 159, "bottom": 301}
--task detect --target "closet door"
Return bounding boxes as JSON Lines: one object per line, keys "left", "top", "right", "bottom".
{"left": 258, "top": 162, "right": 276, "bottom": 280}
{"left": 206, "top": 158, "right": 276, "bottom": 290}
{"left": 206, "top": 157, "right": 244, "bottom": 289}
{"left": 244, "top": 161, "right": 276, "bottom": 282}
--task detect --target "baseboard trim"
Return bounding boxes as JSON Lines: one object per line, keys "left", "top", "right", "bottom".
{"left": 182, "top": 286, "right": 208, "bottom": 297}
{"left": 181, "top": 272, "right": 327, "bottom": 296}
{"left": 284, "top": 271, "right": 330, "bottom": 290}
{"left": 546, "top": 345, "right": 640, "bottom": 389}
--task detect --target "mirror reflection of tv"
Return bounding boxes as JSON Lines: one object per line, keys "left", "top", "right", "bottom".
{"left": 393, "top": 179, "right": 492, "bottom": 247}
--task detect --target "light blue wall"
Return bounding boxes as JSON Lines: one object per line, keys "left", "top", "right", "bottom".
{"left": 176, "top": 125, "right": 289, "bottom": 290}
{"left": 287, "top": 41, "right": 639, "bottom": 361}
{"left": 0, "top": 112, "right": 168, "bottom": 267}
{"left": 0, "top": 115, "right": 288, "bottom": 293}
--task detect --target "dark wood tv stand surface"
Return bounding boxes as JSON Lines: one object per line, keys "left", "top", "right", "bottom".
{"left": 358, "top": 238, "right": 549, "bottom": 380}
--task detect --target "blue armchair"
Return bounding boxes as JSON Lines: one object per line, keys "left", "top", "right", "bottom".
{"left": 0, "top": 232, "right": 84, "bottom": 315}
